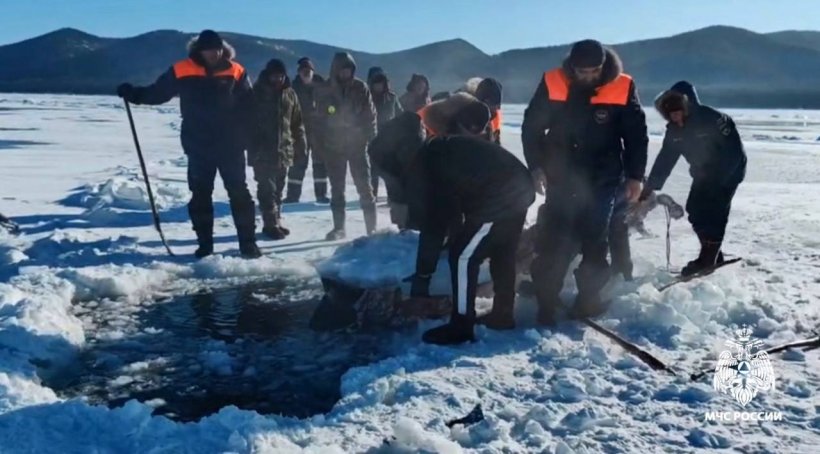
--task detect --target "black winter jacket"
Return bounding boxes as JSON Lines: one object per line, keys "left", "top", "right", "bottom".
{"left": 131, "top": 42, "right": 253, "bottom": 155}
{"left": 647, "top": 82, "right": 747, "bottom": 190}
{"left": 521, "top": 48, "right": 648, "bottom": 188}
{"left": 410, "top": 136, "right": 535, "bottom": 275}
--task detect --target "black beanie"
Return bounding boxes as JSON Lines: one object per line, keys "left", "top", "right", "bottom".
{"left": 568, "top": 39, "right": 606, "bottom": 68}
{"left": 453, "top": 102, "right": 491, "bottom": 133}
{"left": 475, "top": 78, "right": 503, "bottom": 106}
{"left": 265, "top": 58, "right": 287, "bottom": 75}
{"left": 196, "top": 30, "right": 223, "bottom": 51}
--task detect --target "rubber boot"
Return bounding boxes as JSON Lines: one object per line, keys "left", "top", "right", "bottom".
{"left": 571, "top": 264, "right": 611, "bottom": 319}
{"left": 239, "top": 240, "right": 262, "bottom": 259}
{"left": 325, "top": 207, "right": 346, "bottom": 240}
{"left": 194, "top": 230, "right": 214, "bottom": 259}
{"left": 274, "top": 205, "right": 290, "bottom": 236}
{"left": 476, "top": 308, "right": 515, "bottom": 330}
{"left": 284, "top": 183, "right": 301, "bottom": 204}
{"left": 363, "top": 205, "right": 377, "bottom": 236}
{"left": 261, "top": 211, "right": 286, "bottom": 241}
{"left": 681, "top": 236, "right": 723, "bottom": 277}
{"left": 422, "top": 314, "right": 475, "bottom": 345}
{"left": 315, "top": 181, "right": 329, "bottom": 204}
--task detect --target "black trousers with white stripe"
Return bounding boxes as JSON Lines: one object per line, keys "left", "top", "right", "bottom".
{"left": 448, "top": 211, "right": 527, "bottom": 323}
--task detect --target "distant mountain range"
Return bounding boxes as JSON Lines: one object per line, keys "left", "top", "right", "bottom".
{"left": 3, "top": 26, "right": 820, "bottom": 107}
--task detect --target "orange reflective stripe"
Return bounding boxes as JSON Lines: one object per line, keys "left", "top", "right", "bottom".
{"left": 544, "top": 69, "right": 569, "bottom": 102}
{"left": 491, "top": 110, "right": 502, "bottom": 132}
{"left": 214, "top": 62, "right": 245, "bottom": 80}
{"left": 173, "top": 59, "right": 245, "bottom": 80}
{"left": 591, "top": 74, "right": 632, "bottom": 106}
{"left": 544, "top": 69, "right": 633, "bottom": 106}
{"left": 173, "top": 59, "right": 206, "bottom": 78}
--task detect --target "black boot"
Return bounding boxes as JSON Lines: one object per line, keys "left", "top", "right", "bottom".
{"left": 570, "top": 291, "right": 609, "bottom": 319}
{"left": 572, "top": 265, "right": 611, "bottom": 318}
{"left": 189, "top": 193, "right": 214, "bottom": 259}
{"left": 314, "top": 181, "right": 329, "bottom": 204}
{"left": 194, "top": 241, "right": 213, "bottom": 259}
{"left": 240, "top": 241, "right": 262, "bottom": 259}
{"left": 325, "top": 206, "right": 346, "bottom": 240}
{"left": 422, "top": 315, "right": 475, "bottom": 345}
{"left": 275, "top": 206, "right": 290, "bottom": 236}
{"left": 476, "top": 308, "right": 515, "bottom": 330}
{"left": 536, "top": 296, "right": 562, "bottom": 326}
{"left": 284, "top": 183, "right": 301, "bottom": 204}
{"left": 194, "top": 228, "right": 213, "bottom": 259}
{"left": 681, "top": 237, "right": 723, "bottom": 277}
{"left": 363, "top": 205, "right": 377, "bottom": 236}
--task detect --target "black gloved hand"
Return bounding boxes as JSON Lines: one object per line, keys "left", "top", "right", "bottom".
{"left": 116, "top": 83, "right": 136, "bottom": 102}
{"left": 405, "top": 273, "right": 431, "bottom": 298}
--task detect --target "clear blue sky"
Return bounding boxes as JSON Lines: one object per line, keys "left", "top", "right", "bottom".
{"left": 2, "top": 0, "right": 817, "bottom": 54}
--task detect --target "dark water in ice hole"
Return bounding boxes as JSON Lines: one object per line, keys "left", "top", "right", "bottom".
{"left": 43, "top": 279, "right": 416, "bottom": 422}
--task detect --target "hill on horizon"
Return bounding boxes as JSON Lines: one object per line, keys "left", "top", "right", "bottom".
{"left": 4, "top": 26, "right": 820, "bottom": 107}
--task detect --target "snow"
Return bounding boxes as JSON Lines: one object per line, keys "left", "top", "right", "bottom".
{"left": 0, "top": 93, "right": 819, "bottom": 452}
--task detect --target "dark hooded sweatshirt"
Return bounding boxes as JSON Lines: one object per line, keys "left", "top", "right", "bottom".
{"left": 521, "top": 47, "right": 648, "bottom": 189}
{"left": 408, "top": 135, "right": 535, "bottom": 275}
{"left": 131, "top": 39, "right": 254, "bottom": 155}
{"left": 647, "top": 81, "right": 747, "bottom": 190}
{"left": 314, "top": 52, "right": 377, "bottom": 154}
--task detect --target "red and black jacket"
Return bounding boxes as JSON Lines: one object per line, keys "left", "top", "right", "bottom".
{"left": 132, "top": 53, "right": 254, "bottom": 155}
{"left": 521, "top": 48, "right": 648, "bottom": 188}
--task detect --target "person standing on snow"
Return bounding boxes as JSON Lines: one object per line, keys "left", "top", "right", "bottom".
{"left": 285, "top": 57, "right": 329, "bottom": 204}
{"left": 406, "top": 129, "right": 536, "bottom": 345}
{"left": 314, "top": 52, "right": 378, "bottom": 240}
{"left": 521, "top": 39, "right": 648, "bottom": 323}
{"left": 399, "top": 74, "right": 431, "bottom": 113}
{"left": 248, "top": 59, "right": 307, "bottom": 240}
{"left": 116, "top": 30, "right": 261, "bottom": 259}
{"left": 641, "top": 81, "right": 746, "bottom": 276}
{"left": 367, "top": 67, "right": 403, "bottom": 198}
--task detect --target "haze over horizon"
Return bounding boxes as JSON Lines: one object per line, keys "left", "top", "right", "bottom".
{"left": 2, "top": 0, "right": 819, "bottom": 54}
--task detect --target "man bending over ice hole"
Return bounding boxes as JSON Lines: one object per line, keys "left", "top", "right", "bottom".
{"left": 407, "top": 106, "right": 536, "bottom": 345}
{"left": 640, "top": 81, "right": 746, "bottom": 276}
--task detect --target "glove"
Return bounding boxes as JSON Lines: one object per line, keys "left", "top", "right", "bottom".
{"left": 405, "top": 273, "right": 431, "bottom": 298}
{"left": 116, "top": 83, "right": 136, "bottom": 102}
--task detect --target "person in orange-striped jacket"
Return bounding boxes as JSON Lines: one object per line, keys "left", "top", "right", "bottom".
{"left": 117, "top": 30, "right": 260, "bottom": 259}
{"left": 521, "top": 39, "right": 648, "bottom": 323}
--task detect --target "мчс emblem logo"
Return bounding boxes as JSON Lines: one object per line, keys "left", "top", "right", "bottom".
{"left": 713, "top": 327, "right": 776, "bottom": 407}
{"left": 594, "top": 109, "right": 609, "bottom": 124}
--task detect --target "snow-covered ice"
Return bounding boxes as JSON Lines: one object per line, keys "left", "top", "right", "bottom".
{"left": 0, "top": 94, "right": 819, "bottom": 452}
